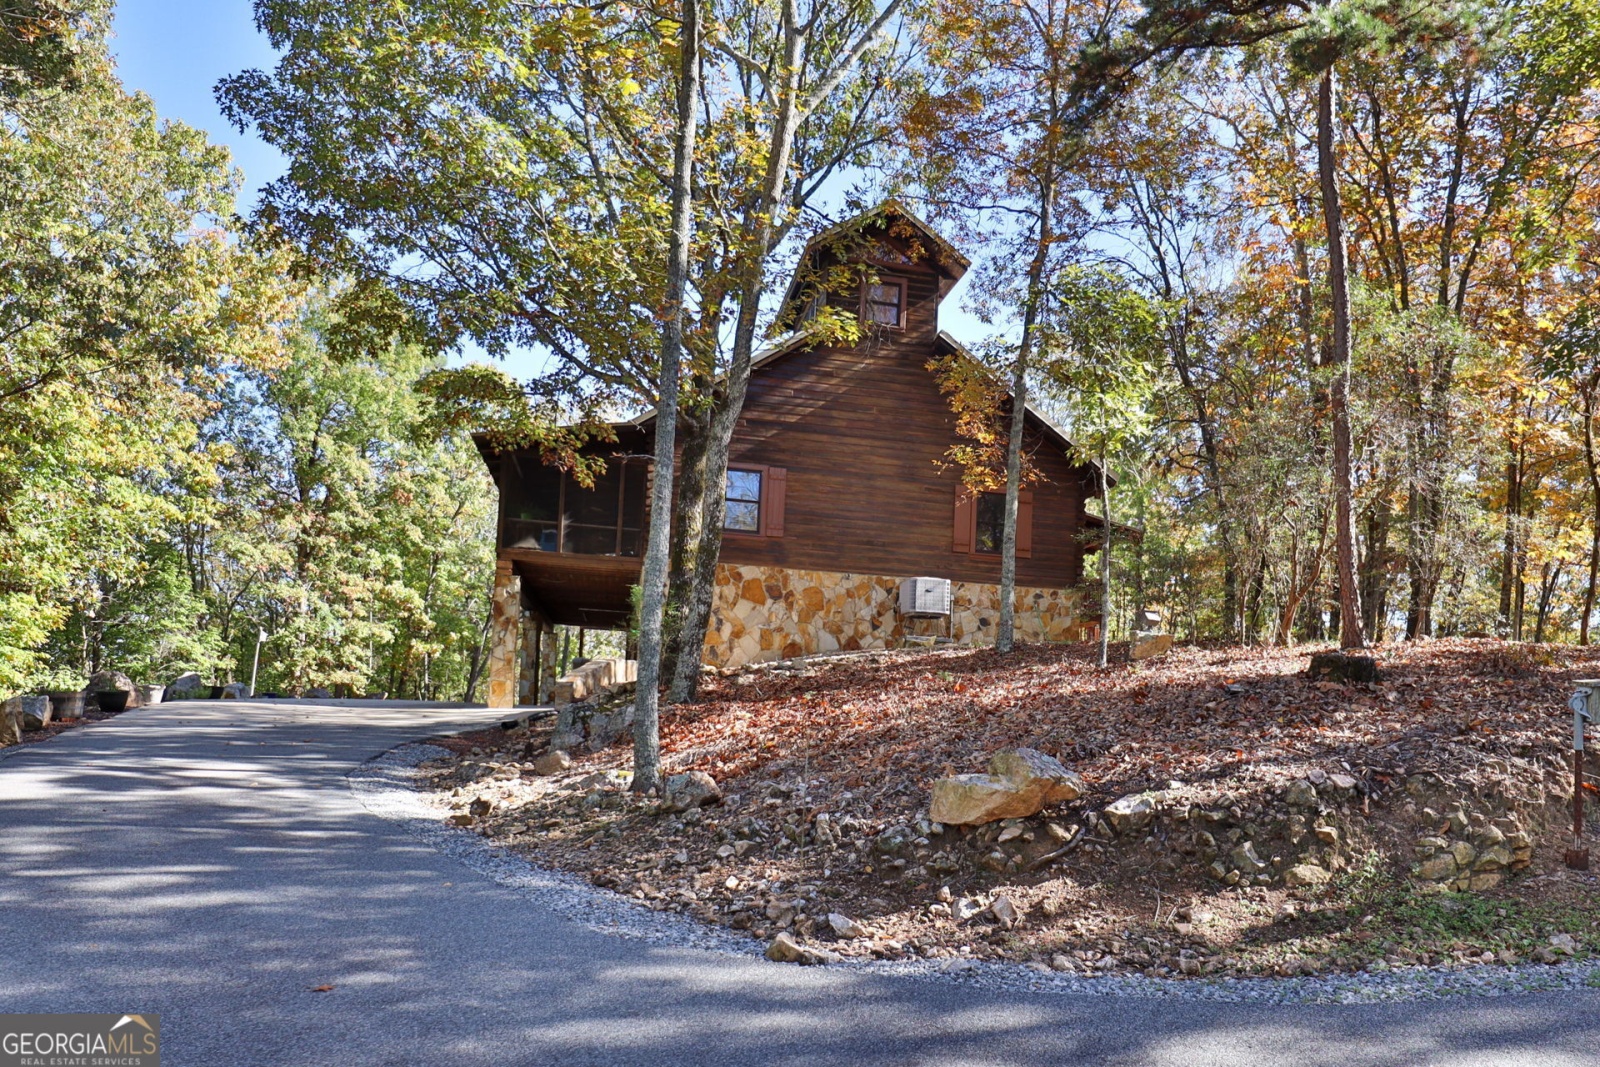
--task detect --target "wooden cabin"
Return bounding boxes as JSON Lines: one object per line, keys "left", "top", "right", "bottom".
{"left": 476, "top": 203, "right": 1112, "bottom": 707}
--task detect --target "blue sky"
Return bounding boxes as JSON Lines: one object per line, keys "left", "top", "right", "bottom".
{"left": 110, "top": 0, "right": 286, "bottom": 212}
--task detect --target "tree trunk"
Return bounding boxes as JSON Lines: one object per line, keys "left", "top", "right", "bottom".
{"left": 1498, "top": 450, "right": 1521, "bottom": 634}
{"left": 631, "top": 0, "right": 699, "bottom": 793}
{"left": 661, "top": 407, "right": 712, "bottom": 689}
{"left": 1318, "top": 66, "right": 1365, "bottom": 649}
{"left": 1583, "top": 385, "right": 1599, "bottom": 645}
{"left": 1358, "top": 502, "right": 1390, "bottom": 640}
{"left": 1099, "top": 463, "right": 1113, "bottom": 668}
{"left": 666, "top": 0, "right": 809, "bottom": 702}
{"left": 998, "top": 189, "right": 1053, "bottom": 653}
{"left": 462, "top": 602, "right": 493, "bottom": 703}
{"left": 1534, "top": 560, "right": 1562, "bottom": 644}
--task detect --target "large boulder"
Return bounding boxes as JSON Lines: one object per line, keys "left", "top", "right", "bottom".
{"left": 303, "top": 687, "right": 334, "bottom": 699}
{"left": 166, "top": 672, "right": 206, "bottom": 700}
{"left": 0, "top": 698, "right": 23, "bottom": 746}
{"left": 1131, "top": 633, "right": 1173, "bottom": 661}
{"left": 221, "top": 682, "right": 252, "bottom": 700}
{"left": 85, "top": 670, "right": 137, "bottom": 709}
{"left": 19, "top": 696, "right": 50, "bottom": 730}
{"left": 929, "top": 747, "right": 1087, "bottom": 826}
{"left": 550, "top": 697, "right": 635, "bottom": 753}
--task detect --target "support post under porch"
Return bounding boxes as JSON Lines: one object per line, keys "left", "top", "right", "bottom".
{"left": 518, "top": 612, "right": 542, "bottom": 706}
{"left": 488, "top": 559, "right": 521, "bottom": 709}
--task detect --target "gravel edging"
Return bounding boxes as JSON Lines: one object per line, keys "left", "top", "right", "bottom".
{"left": 350, "top": 740, "right": 1600, "bottom": 1005}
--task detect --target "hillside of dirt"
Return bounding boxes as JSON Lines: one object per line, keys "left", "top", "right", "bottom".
{"left": 422, "top": 639, "right": 1600, "bottom": 977}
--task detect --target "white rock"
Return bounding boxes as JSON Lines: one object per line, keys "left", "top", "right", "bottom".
{"left": 1102, "top": 795, "right": 1155, "bottom": 835}
{"left": 990, "top": 895, "right": 1020, "bottom": 927}
{"left": 1231, "top": 841, "right": 1267, "bottom": 873}
{"left": 826, "top": 912, "right": 867, "bottom": 939}
{"left": 533, "top": 750, "right": 572, "bottom": 776}
{"left": 765, "top": 931, "right": 835, "bottom": 965}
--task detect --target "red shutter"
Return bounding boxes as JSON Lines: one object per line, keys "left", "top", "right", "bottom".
{"left": 953, "top": 488, "right": 974, "bottom": 553}
{"left": 764, "top": 467, "right": 787, "bottom": 537}
{"left": 1016, "top": 490, "right": 1034, "bottom": 559}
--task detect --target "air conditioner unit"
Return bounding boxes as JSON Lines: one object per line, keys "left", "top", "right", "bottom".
{"left": 898, "top": 576, "right": 952, "bottom": 617}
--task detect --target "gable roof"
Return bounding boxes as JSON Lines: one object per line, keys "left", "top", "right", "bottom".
{"left": 777, "top": 200, "right": 970, "bottom": 323}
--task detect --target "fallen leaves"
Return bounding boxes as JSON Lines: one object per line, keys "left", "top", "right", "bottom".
{"left": 659, "top": 638, "right": 1595, "bottom": 809}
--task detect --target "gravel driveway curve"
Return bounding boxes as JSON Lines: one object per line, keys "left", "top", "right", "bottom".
{"left": 3, "top": 698, "right": 1599, "bottom": 1067}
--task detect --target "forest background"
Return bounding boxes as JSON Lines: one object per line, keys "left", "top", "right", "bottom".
{"left": 4, "top": 0, "right": 1600, "bottom": 703}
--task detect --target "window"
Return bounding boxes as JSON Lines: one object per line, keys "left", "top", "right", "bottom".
{"left": 953, "top": 487, "right": 1033, "bottom": 558}
{"left": 974, "top": 492, "right": 1005, "bottom": 553}
{"left": 725, "top": 469, "right": 763, "bottom": 532}
{"left": 800, "top": 291, "right": 826, "bottom": 324}
{"left": 500, "top": 459, "right": 646, "bottom": 557}
{"left": 864, "top": 279, "right": 904, "bottom": 327}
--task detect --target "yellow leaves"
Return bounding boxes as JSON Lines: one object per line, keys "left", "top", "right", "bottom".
{"left": 619, "top": 77, "right": 642, "bottom": 97}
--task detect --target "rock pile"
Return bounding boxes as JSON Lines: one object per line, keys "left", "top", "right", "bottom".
{"left": 1411, "top": 819, "right": 1532, "bottom": 891}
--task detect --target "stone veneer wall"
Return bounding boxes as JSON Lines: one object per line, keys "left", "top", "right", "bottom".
{"left": 702, "top": 563, "right": 1092, "bottom": 670}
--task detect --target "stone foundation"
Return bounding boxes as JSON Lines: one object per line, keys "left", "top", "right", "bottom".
{"left": 702, "top": 564, "right": 1093, "bottom": 671}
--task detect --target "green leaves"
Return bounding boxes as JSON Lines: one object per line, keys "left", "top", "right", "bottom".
{"left": 0, "top": 26, "right": 297, "bottom": 692}
{"left": 0, "top": 0, "right": 95, "bottom": 97}
{"left": 219, "top": 0, "right": 675, "bottom": 410}
{"left": 1038, "top": 264, "right": 1163, "bottom": 459}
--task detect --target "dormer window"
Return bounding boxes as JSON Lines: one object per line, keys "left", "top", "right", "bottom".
{"left": 864, "top": 279, "right": 905, "bottom": 328}
{"left": 800, "top": 291, "right": 826, "bottom": 324}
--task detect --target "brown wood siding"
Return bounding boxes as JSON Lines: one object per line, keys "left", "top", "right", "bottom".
{"left": 717, "top": 320, "right": 1094, "bottom": 588}
{"left": 482, "top": 230, "right": 1097, "bottom": 598}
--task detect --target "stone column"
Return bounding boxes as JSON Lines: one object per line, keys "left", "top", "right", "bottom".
{"left": 487, "top": 559, "right": 521, "bottom": 709}
{"left": 518, "top": 613, "right": 540, "bottom": 706}
{"left": 538, "top": 626, "right": 560, "bottom": 704}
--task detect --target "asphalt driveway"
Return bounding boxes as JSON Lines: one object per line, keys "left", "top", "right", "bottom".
{"left": 2, "top": 699, "right": 1598, "bottom": 1066}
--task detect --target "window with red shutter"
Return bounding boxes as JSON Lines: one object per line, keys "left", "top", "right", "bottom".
{"left": 724, "top": 465, "right": 788, "bottom": 537}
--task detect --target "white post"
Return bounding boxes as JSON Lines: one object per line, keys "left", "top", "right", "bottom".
{"left": 249, "top": 628, "right": 266, "bottom": 697}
